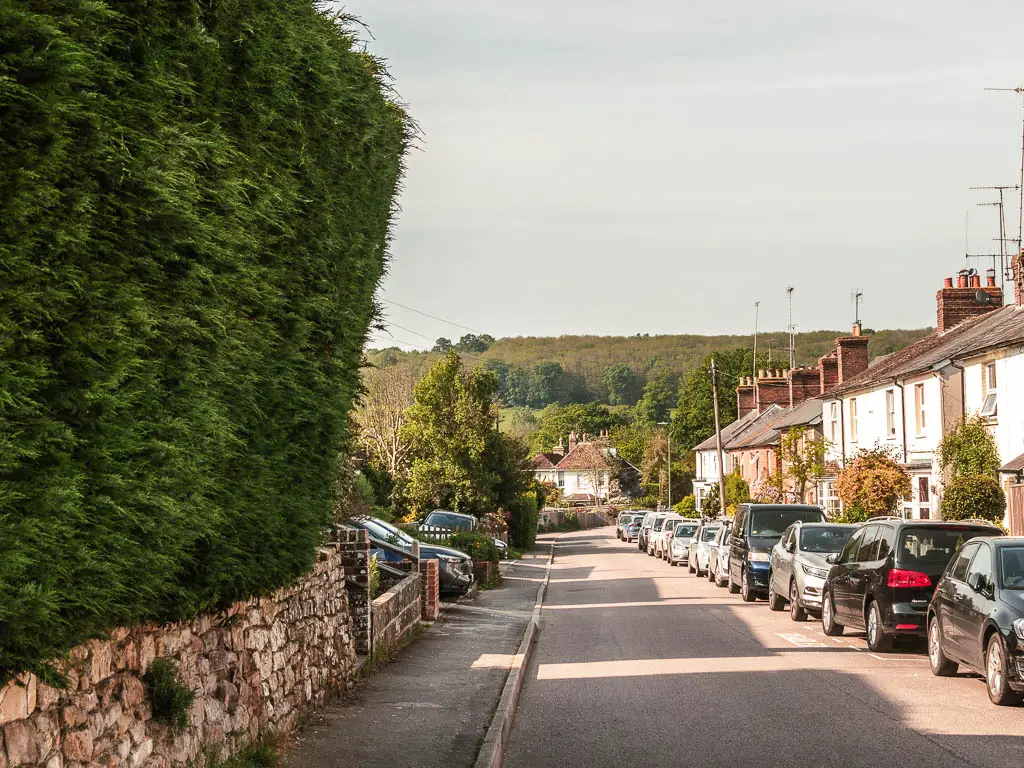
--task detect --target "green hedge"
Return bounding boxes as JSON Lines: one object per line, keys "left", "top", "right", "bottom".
{"left": 0, "top": 1, "right": 407, "bottom": 682}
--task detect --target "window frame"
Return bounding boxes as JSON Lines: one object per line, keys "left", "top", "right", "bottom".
{"left": 885, "top": 389, "right": 897, "bottom": 438}
{"left": 849, "top": 398, "right": 859, "bottom": 443}
{"left": 914, "top": 383, "right": 926, "bottom": 435}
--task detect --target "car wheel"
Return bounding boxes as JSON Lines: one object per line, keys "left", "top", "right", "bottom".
{"left": 728, "top": 572, "right": 740, "bottom": 594}
{"left": 866, "top": 601, "right": 892, "bottom": 653}
{"left": 822, "top": 590, "right": 844, "bottom": 636}
{"left": 688, "top": 559, "right": 696, "bottom": 574}
{"left": 986, "top": 633, "right": 1022, "bottom": 706}
{"left": 789, "top": 579, "right": 807, "bottom": 622}
{"left": 741, "top": 569, "right": 757, "bottom": 602}
{"left": 928, "top": 617, "right": 958, "bottom": 677}
{"left": 707, "top": 564, "right": 716, "bottom": 582}
{"left": 767, "top": 575, "right": 785, "bottom": 611}
{"left": 716, "top": 570, "right": 727, "bottom": 588}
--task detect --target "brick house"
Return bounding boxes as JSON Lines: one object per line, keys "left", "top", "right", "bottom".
{"left": 530, "top": 431, "right": 641, "bottom": 504}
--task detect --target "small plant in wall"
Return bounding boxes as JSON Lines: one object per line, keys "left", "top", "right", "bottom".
{"left": 145, "top": 658, "right": 196, "bottom": 729}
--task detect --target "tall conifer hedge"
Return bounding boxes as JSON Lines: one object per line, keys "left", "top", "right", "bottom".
{"left": 0, "top": 1, "right": 408, "bottom": 681}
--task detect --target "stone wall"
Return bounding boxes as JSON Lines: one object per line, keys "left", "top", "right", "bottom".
{"left": 0, "top": 547, "right": 357, "bottom": 768}
{"left": 370, "top": 575, "right": 422, "bottom": 658}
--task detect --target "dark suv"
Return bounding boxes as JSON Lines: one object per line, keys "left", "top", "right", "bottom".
{"left": 927, "top": 536, "right": 1024, "bottom": 705}
{"left": 821, "top": 519, "right": 1002, "bottom": 652}
{"left": 728, "top": 504, "right": 826, "bottom": 602}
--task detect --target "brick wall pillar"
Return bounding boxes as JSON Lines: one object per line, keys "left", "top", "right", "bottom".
{"left": 334, "top": 526, "right": 371, "bottom": 655}
{"left": 419, "top": 559, "right": 440, "bottom": 621}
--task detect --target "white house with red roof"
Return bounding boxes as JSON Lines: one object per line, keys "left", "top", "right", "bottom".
{"left": 530, "top": 431, "right": 640, "bottom": 504}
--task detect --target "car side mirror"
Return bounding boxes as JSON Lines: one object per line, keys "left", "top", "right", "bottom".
{"left": 825, "top": 553, "right": 839, "bottom": 564}
{"left": 967, "top": 572, "right": 992, "bottom": 596}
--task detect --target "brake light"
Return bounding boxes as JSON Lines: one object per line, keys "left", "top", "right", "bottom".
{"left": 888, "top": 569, "right": 931, "bottom": 588}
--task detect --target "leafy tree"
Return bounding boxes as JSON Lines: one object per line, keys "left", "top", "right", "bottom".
{"left": 433, "top": 338, "right": 454, "bottom": 353}
{"left": 356, "top": 363, "right": 417, "bottom": 480}
{"left": 456, "top": 333, "right": 493, "bottom": 353}
{"left": 633, "top": 371, "right": 678, "bottom": 425}
{"left": 674, "top": 495, "right": 697, "bottom": 516}
{"left": 941, "top": 475, "right": 1006, "bottom": 524}
{"left": 481, "top": 359, "right": 510, "bottom": 399}
{"left": 400, "top": 353, "right": 528, "bottom": 517}
{"left": 938, "top": 416, "right": 1002, "bottom": 478}
{"left": 703, "top": 472, "right": 750, "bottom": 516}
{"left": 603, "top": 363, "right": 639, "bottom": 406}
{"left": 836, "top": 447, "right": 911, "bottom": 518}
{"left": 504, "top": 366, "right": 534, "bottom": 407}
{"left": 672, "top": 349, "right": 777, "bottom": 452}
{"left": 778, "top": 427, "right": 829, "bottom": 502}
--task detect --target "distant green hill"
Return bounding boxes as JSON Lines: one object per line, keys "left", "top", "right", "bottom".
{"left": 366, "top": 328, "right": 931, "bottom": 406}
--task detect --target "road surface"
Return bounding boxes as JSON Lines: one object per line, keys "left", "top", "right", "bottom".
{"left": 503, "top": 527, "right": 1024, "bottom": 768}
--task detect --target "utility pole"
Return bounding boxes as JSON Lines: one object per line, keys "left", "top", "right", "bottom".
{"left": 658, "top": 421, "right": 672, "bottom": 509}
{"left": 710, "top": 358, "right": 727, "bottom": 519}
{"left": 752, "top": 301, "right": 760, "bottom": 380}
{"left": 786, "top": 286, "right": 795, "bottom": 370}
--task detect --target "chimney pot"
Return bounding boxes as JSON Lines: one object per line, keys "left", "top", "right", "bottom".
{"left": 759, "top": 369, "right": 766, "bottom": 378}
{"left": 957, "top": 272, "right": 969, "bottom": 289}
{"left": 944, "top": 277, "right": 954, "bottom": 288}
{"left": 852, "top": 321, "right": 862, "bottom": 337}
{"left": 970, "top": 274, "right": 982, "bottom": 288}
{"left": 987, "top": 268, "right": 997, "bottom": 287}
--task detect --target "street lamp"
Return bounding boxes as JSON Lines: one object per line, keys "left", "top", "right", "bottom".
{"left": 658, "top": 422, "right": 671, "bottom": 510}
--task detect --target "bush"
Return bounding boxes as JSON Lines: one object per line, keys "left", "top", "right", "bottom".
{"left": 0, "top": 3, "right": 407, "bottom": 682}
{"left": 836, "top": 447, "right": 911, "bottom": 518}
{"left": 146, "top": 659, "right": 195, "bottom": 730}
{"left": 674, "top": 496, "right": 697, "bottom": 516}
{"left": 938, "top": 417, "right": 1002, "bottom": 478}
{"left": 941, "top": 475, "right": 1006, "bottom": 524}
{"left": 450, "top": 532, "right": 500, "bottom": 565}
{"left": 508, "top": 493, "right": 539, "bottom": 550}
{"left": 831, "top": 505, "right": 869, "bottom": 524}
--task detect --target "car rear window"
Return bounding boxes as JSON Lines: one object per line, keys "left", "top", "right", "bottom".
{"left": 898, "top": 526, "right": 997, "bottom": 570}
{"left": 749, "top": 509, "right": 824, "bottom": 537}
{"left": 701, "top": 526, "right": 720, "bottom": 542}
{"left": 675, "top": 524, "right": 697, "bottom": 537}
{"left": 426, "top": 512, "right": 473, "bottom": 530}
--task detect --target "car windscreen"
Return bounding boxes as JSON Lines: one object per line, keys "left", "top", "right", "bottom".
{"left": 674, "top": 524, "right": 697, "bottom": 537}
{"left": 899, "top": 527, "right": 997, "bottom": 571}
{"left": 653, "top": 518, "right": 666, "bottom": 531}
{"left": 1000, "top": 547, "right": 1024, "bottom": 589}
{"left": 749, "top": 509, "right": 824, "bottom": 539}
{"left": 701, "top": 526, "right": 720, "bottom": 542}
{"left": 800, "top": 526, "right": 855, "bottom": 553}
{"left": 425, "top": 512, "right": 473, "bottom": 531}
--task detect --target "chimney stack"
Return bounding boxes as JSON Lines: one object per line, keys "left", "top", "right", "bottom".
{"left": 736, "top": 378, "right": 756, "bottom": 419}
{"left": 1015, "top": 251, "right": 1024, "bottom": 307}
{"left": 552, "top": 439, "right": 565, "bottom": 457}
{"left": 818, "top": 352, "right": 839, "bottom": 393}
{"left": 568, "top": 432, "right": 578, "bottom": 452}
{"left": 936, "top": 272, "right": 1003, "bottom": 332}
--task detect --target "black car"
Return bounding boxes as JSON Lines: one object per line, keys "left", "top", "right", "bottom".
{"left": 821, "top": 519, "right": 1002, "bottom": 652}
{"left": 928, "top": 536, "right": 1024, "bottom": 705}
{"left": 728, "top": 504, "right": 827, "bottom": 602}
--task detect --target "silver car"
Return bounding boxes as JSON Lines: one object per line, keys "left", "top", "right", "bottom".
{"left": 668, "top": 520, "right": 700, "bottom": 566}
{"left": 688, "top": 521, "right": 722, "bottom": 577}
{"left": 768, "top": 522, "right": 858, "bottom": 621}
{"left": 713, "top": 523, "right": 732, "bottom": 587}
{"left": 706, "top": 521, "right": 732, "bottom": 584}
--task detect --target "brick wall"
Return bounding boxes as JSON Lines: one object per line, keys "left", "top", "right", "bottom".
{"left": 836, "top": 337, "right": 869, "bottom": 383}
{"left": 788, "top": 367, "right": 821, "bottom": 405}
{"left": 0, "top": 548, "right": 357, "bottom": 768}
{"left": 370, "top": 575, "right": 422, "bottom": 658}
{"left": 936, "top": 285, "right": 1002, "bottom": 332}
{"left": 755, "top": 372, "right": 790, "bottom": 410}
{"left": 819, "top": 354, "right": 839, "bottom": 393}
{"left": 736, "top": 381, "right": 756, "bottom": 418}
{"left": 335, "top": 527, "right": 371, "bottom": 656}
{"left": 419, "top": 560, "right": 440, "bottom": 622}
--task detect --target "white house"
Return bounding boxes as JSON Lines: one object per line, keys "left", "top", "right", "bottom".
{"left": 530, "top": 431, "right": 640, "bottom": 504}
{"left": 692, "top": 409, "right": 758, "bottom": 513}
{"left": 822, "top": 266, "right": 1024, "bottom": 523}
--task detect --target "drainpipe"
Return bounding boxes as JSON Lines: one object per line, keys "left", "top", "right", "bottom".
{"left": 838, "top": 395, "right": 846, "bottom": 465}
{"left": 893, "top": 378, "right": 907, "bottom": 464}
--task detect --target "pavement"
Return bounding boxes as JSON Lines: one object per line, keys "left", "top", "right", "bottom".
{"left": 282, "top": 546, "right": 550, "bottom": 768}
{"left": 503, "top": 527, "right": 1024, "bottom": 768}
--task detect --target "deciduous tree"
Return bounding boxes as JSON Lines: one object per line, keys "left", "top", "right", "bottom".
{"left": 836, "top": 447, "right": 911, "bottom": 518}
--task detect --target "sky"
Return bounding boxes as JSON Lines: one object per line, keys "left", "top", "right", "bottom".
{"left": 332, "top": 1, "right": 1024, "bottom": 349}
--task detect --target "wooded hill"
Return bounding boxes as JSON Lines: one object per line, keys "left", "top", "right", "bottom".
{"left": 367, "top": 327, "right": 931, "bottom": 405}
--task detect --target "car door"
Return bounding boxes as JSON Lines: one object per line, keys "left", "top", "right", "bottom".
{"left": 960, "top": 543, "right": 997, "bottom": 670}
{"left": 845, "top": 525, "right": 880, "bottom": 627}
{"left": 730, "top": 506, "right": 749, "bottom": 584}
{"left": 771, "top": 526, "right": 796, "bottom": 595}
{"left": 831, "top": 527, "right": 871, "bottom": 622}
{"left": 937, "top": 541, "right": 977, "bottom": 661}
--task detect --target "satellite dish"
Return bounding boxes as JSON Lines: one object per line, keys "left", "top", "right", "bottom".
{"left": 975, "top": 289, "right": 995, "bottom": 305}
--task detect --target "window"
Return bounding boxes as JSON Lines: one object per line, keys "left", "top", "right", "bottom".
{"left": 950, "top": 542, "right": 979, "bottom": 582}
{"left": 829, "top": 402, "right": 839, "bottom": 442}
{"left": 986, "top": 362, "right": 998, "bottom": 391}
{"left": 849, "top": 398, "right": 859, "bottom": 443}
{"left": 839, "top": 529, "right": 865, "bottom": 564}
{"left": 966, "top": 545, "right": 995, "bottom": 594}
{"left": 818, "top": 481, "right": 840, "bottom": 517}
{"left": 918, "top": 477, "right": 930, "bottom": 503}
{"left": 914, "top": 383, "right": 926, "bottom": 434}
{"left": 885, "top": 390, "right": 896, "bottom": 437}
{"left": 876, "top": 526, "right": 894, "bottom": 561}
{"left": 556, "top": 471, "right": 565, "bottom": 488}
{"left": 855, "top": 526, "right": 880, "bottom": 562}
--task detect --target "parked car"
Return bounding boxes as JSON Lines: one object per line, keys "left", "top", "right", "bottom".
{"left": 625, "top": 518, "right": 642, "bottom": 543}
{"left": 728, "top": 504, "right": 827, "bottom": 602}
{"left": 668, "top": 520, "right": 700, "bottom": 566}
{"left": 616, "top": 513, "right": 634, "bottom": 540}
{"left": 688, "top": 521, "right": 722, "bottom": 576}
{"left": 420, "top": 509, "right": 508, "bottom": 558}
{"left": 643, "top": 513, "right": 669, "bottom": 555}
{"left": 768, "top": 522, "right": 858, "bottom": 621}
{"left": 707, "top": 521, "right": 733, "bottom": 585}
{"left": 352, "top": 517, "right": 475, "bottom": 596}
{"left": 822, "top": 519, "right": 1002, "bottom": 652}
{"left": 638, "top": 512, "right": 659, "bottom": 551}
{"left": 654, "top": 514, "right": 682, "bottom": 559}
{"left": 926, "top": 536, "right": 1024, "bottom": 704}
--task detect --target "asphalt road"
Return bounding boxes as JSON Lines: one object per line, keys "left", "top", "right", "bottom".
{"left": 504, "top": 527, "right": 1024, "bottom": 768}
